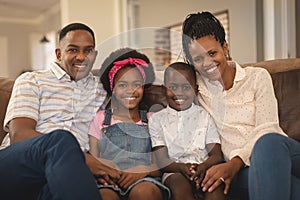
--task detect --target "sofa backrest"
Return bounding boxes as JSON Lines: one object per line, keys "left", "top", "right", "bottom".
{"left": 251, "top": 59, "right": 300, "bottom": 142}
{"left": 241, "top": 58, "right": 300, "bottom": 142}
{"left": 271, "top": 68, "right": 300, "bottom": 141}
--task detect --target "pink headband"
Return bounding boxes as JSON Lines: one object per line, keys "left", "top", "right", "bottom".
{"left": 108, "top": 57, "right": 148, "bottom": 90}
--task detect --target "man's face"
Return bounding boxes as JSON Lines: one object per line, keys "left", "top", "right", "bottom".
{"left": 55, "top": 30, "right": 97, "bottom": 81}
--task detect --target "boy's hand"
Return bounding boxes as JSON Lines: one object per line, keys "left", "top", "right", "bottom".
{"left": 189, "top": 163, "right": 207, "bottom": 190}
{"left": 176, "top": 163, "right": 194, "bottom": 179}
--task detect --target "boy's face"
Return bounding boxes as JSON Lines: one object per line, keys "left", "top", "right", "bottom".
{"left": 164, "top": 68, "right": 196, "bottom": 111}
{"left": 188, "top": 35, "right": 228, "bottom": 82}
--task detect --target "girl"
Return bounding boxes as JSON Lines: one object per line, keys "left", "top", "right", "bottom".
{"left": 88, "top": 48, "right": 170, "bottom": 200}
{"left": 181, "top": 11, "right": 300, "bottom": 200}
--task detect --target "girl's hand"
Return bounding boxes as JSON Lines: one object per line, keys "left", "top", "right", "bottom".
{"left": 98, "top": 158, "right": 120, "bottom": 170}
{"left": 118, "top": 171, "right": 148, "bottom": 189}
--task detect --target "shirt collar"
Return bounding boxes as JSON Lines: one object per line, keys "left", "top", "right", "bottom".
{"left": 50, "top": 62, "right": 93, "bottom": 84}
{"left": 166, "top": 103, "right": 196, "bottom": 115}
{"left": 232, "top": 61, "right": 245, "bottom": 83}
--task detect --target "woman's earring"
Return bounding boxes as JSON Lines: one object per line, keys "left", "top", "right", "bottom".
{"left": 226, "top": 50, "right": 232, "bottom": 61}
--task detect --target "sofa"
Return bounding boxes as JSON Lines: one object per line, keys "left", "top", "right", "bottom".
{"left": 1, "top": 58, "right": 300, "bottom": 146}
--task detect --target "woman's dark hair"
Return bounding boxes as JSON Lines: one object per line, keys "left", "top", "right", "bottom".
{"left": 182, "top": 11, "right": 226, "bottom": 64}
{"left": 58, "top": 23, "right": 95, "bottom": 45}
{"left": 100, "top": 47, "right": 155, "bottom": 110}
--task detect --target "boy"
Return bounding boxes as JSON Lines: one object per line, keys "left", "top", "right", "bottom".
{"left": 149, "top": 62, "right": 225, "bottom": 200}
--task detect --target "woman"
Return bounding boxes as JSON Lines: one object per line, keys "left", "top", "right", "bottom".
{"left": 181, "top": 11, "right": 300, "bottom": 200}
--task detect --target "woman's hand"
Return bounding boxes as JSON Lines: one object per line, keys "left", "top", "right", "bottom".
{"left": 201, "top": 157, "right": 244, "bottom": 194}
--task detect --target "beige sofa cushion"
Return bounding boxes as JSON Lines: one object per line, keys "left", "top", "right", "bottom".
{"left": 0, "top": 77, "right": 14, "bottom": 143}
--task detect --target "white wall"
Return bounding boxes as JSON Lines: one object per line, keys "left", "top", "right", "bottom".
{"left": 60, "top": 0, "right": 123, "bottom": 47}
{"left": 0, "top": 5, "right": 60, "bottom": 78}
{"left": 0, "top": 23, "right": 34, "bottom": 78}
{"left": 0, "top": 36, "right": 8, "bottom": 77}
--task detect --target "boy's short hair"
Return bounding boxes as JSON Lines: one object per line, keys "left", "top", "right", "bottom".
{"left": 164, "top": 62, "right": 196, "bottom": 84}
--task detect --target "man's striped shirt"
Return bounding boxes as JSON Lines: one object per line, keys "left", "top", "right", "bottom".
{"left": 4, "top": 62, "right": 106, "bottom": 151}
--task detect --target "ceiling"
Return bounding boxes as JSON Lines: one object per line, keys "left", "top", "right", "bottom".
{"left": 0, "top": 0, "right": 59, "bottom": 21}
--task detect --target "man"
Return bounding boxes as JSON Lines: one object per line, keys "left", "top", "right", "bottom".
{"left": 0, "top": 23, "right": 120, "bottom": 200}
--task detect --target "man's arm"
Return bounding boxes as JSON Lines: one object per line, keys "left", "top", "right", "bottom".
{"left": 8, "top": 117, "right": 41, "bottom": 144}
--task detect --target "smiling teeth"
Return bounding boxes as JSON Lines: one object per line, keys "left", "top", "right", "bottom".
{"left": 206, "top": 66, "right": 217, "bottom": 73}
{"left": 126, "top": 97, "right": 135, "bottom": 100}
{"left": 175, "top": 99, "right": 184, "bottom": 103}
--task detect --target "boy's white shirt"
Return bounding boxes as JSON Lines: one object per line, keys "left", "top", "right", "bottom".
{"left": 149, "top": 103, "right": 220, "bottom": 163}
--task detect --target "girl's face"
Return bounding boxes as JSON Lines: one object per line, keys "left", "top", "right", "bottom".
{"left": 164, "top": 69, "right": 196, "bottom": 111}
{"left": 188, "top": 35, "right": 228, "bottom": 82}
{"left": 112, "top": 67, "right": 144, "bottom": 110}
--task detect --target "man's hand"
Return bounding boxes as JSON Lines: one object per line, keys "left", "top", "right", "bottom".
{"left": 85, "top": 152, "right": 121, "bottom": 187}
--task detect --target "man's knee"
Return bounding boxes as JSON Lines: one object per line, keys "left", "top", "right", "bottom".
{"left": 47, "top": 129, "right": 79, "bottom": 147}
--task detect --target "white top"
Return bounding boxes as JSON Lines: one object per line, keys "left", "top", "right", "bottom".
{"left": 149, "top": 103, "right": 220, "bottom": 163}
{"left": 197, "top": 61, "right": 286, "bottom": 166}
{"left": 3, "top": 62, "right": 106, "bottom": 151}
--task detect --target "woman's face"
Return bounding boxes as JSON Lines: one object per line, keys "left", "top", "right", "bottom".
{"left": 188, "top": 35, "right": 228, "bottom": 82}
{"left": 112, "top": 67, "right": 144, "bottom": 111}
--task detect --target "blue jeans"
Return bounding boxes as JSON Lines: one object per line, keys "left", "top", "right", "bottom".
{"left": 249, "top": 133, "right": 300, "bottom": 200}
{"left": 227, "top": 166, "right": 249, "bottom": 200}
{"left": 0, "top": 130, "right": 102, "bottom": 200}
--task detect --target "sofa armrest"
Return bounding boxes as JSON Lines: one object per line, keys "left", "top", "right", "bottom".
{"left": 0, "top": 77, "right": 14, "bottom": 144}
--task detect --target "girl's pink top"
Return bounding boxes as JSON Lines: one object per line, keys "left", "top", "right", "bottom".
{"left": 88, "top": 110, "right": 151, "bottom": 140}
